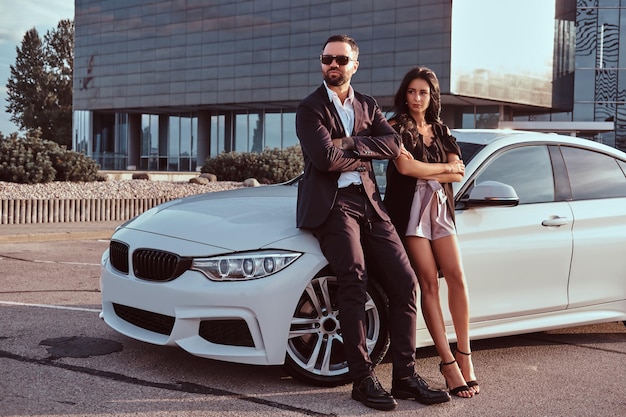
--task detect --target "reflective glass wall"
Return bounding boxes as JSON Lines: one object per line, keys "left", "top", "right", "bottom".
{"left": 574, "top": 0, "right": 626, "bottom": 148}
{"left": 73, "top": 0, "right": 454, "bottom": 171}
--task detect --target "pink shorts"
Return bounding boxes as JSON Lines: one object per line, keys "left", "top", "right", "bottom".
{"left": 405, "top": 180, "right": 456, "bottom": 241}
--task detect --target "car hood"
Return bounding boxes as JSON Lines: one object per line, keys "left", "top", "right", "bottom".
{"left": 120, "top": 184, "right": 303, "bottom": 251}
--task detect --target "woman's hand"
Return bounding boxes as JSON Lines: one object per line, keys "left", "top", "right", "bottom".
{"left": 447, "top": 160, "right": 464, "bottom": 175}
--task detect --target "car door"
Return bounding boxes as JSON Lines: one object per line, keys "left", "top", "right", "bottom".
{"left": 559, "top": 146, "right": 626, "bottom": 308}
{"left": 446, "top": 144, "right": 573, "bottom": 327}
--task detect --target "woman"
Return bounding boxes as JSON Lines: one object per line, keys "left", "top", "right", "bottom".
{"left": 384, "top": 66, "right": 479, "bottom": 398}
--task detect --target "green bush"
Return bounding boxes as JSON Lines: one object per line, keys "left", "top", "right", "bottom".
{"left": 0, "top": 130, "right": 100, "bottom": 183}
{"left": 201, "top": 145, "right": 304, "bottom": 184}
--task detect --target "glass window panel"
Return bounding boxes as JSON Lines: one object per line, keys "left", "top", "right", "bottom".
{"left": 180, "top": 157, "right": 191, "bottom": 171}
{"left": 264, "top": 113, "right": 281, "bottom": 150}
{"left": 150, "top": 115, "right": 158, "bottom": 157}
{"left": 140, "top": 114, "right": 159, "bottom": 170}
{"left": 598, "top": 0, "right": 620, "bottom": 8}
{"left": 475, "top": 106, "right": 499, "bottom": 128}
{"left": 597, "top": 9, "right": 619, "bottom": 69}
{"left": 211, "top": 115, "right": 225, "bottom": 157}
{"left": 474, "top": 145, "right": 554, "bottom": 204}
{"left": 72, "top": 110, "right": 91, "bottom": 154}
{"left": 574, "top": 69, "right": 595, "bottom": 101}
{"left": 620, "top": 9, "right": 626, "bottom": 69}
{"left": 169, "top": 116, "right": 180, "bottom": 156}
{"left": 595, "top": 101, "right": 616, "bottom": 122}
{"left": 461, "top": 112, "right": 475, "bottom": 128}
{"left": 618, "top": 70, "right": 626, "bottom": 102}
{"left": 141, "top": 114, "right": 151, "bottom": 156}
{"left": 191, "top": 116, "right": 197, "bottom": 157}
{"left": 168, "top": 157, "right": 178, "bottom": 171}
{"left": 235, "top": 113, "right": 249, "bottom": 152}
{"left": 561, "top": 146, "right": 626, "bottom": 199}
{"left": 281, "top": 112, "right": 298, "bottom": 148}
{"left": 575, "top": 7, "right": 597, "bottom": 69}
{"left": 573, "top": 102, "right": 596, "bottom": 121}
{"left": 115, "top": 113, "right": 128, "bottom": 155}
{"left": 180, "top": 115, "right": 192, "bottom": 157}
{"left": 250, "top": 112, "right": 264, "bottom": 152}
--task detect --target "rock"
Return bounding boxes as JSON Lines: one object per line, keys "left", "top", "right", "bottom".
{"left": 243, "top": 178, "right": 260, "bottom": 187}
{"left": 199, "top": 173, "right": 217, "bottom": 182}
{"left": 132, "top": 172, "right": 150, "bottom": 180}
{"left": 189, "top": 176, "right": 210, "bottom": 185}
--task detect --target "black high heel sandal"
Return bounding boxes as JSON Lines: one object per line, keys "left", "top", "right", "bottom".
{"left": 455, "top": 350, "right": 480, "bottom": 394}
{"left": 439, "top": 360, "right": 473, "bottom": 398}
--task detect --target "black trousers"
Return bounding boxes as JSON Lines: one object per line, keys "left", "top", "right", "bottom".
{"left": 312, "top": 185, "right": 419, "bottom": 383}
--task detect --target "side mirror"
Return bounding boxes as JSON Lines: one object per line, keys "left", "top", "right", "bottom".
{"left": 466, "top": 181, "right": 519, "bottom": 207}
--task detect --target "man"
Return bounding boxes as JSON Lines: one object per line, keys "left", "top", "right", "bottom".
{"left": 295, "top": 34, "right": 451, "bottom": 411}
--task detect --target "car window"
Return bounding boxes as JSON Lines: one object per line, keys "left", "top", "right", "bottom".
{"left": 560, "top": 146, "right": 626, "bottom": 200}
{"left": 473, "top": 145, "right": 554, "bottom": 204}
{"left": 457, "top": 142, "right": 483, "bottom": 164}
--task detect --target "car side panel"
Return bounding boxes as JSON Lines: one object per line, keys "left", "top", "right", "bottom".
{"left": 453, "top": 201, "right": 574, "bottom": 323}
{"left": 567, "top": 197, "right": 626, "bottom": 307}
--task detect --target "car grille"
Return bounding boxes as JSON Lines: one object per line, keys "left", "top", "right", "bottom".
{"left": 113, "top": 303, "right": 175, "bottom": 336}
{"left": 109, "top": 241, "right": 129, "bottom": 274}
{"left": 199, "top": 319, "right": 255, "bottom": 347}
{"left": 132, "top": 249, "right": 192, "bottom": 281}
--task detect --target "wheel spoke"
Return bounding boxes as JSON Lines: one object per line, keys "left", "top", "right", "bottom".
{"left": 317, "top": 276, "right": 334, "bottom": 313}
{"left": 303, "top": 334, "right": 325, "bottom": 371}
{"left": 305, "top": 281, "right": 324, "bottom": 316}
{"left": 318, "top": 335, "right": 337, "bottom": 374}
{"left": 288, "top": 317, "right": 319, "bottom": 338}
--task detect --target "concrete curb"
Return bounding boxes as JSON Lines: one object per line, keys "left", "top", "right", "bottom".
{"left": 0, "top": 230, "right": 114, "bottom": 243}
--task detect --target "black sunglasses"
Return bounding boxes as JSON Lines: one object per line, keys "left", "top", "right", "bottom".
{"left": 320, "top": 54, "right": 352, "bottom": 66}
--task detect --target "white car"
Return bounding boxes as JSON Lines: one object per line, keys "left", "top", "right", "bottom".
{"left": 100, "top": 129, "right": 626, "bottom": 386}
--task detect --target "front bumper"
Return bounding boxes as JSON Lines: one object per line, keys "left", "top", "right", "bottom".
{"left": 100, "top": 249, "right": 325, "bottom": 366}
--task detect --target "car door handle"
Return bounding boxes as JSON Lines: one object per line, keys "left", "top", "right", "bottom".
{"left": 541, "top": 216, "right": 570, "bottom": 227}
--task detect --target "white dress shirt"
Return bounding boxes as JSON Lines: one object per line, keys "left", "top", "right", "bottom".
{"left": 324, "top": 81, "right": 362, "bottom": 187}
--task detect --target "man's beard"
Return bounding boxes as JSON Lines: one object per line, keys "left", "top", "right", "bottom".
{"left": 323, "top": 71, "right": 348, "bottom": 86}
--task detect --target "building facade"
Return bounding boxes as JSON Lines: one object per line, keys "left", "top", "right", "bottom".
{"left": 72, "top": 0, "right": 625, "bottom": 172}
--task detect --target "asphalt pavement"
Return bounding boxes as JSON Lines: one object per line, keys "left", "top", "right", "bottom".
{"left": 1, "top": 220, "right": 626, "bottom": 416}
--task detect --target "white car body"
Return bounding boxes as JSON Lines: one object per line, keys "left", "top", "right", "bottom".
{"left": 100, "top": 129, "right": 626, "bottom": 386}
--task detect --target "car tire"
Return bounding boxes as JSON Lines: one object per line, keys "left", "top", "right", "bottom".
{"left": 284, "top": 268, "right": 390, "bottom": 387}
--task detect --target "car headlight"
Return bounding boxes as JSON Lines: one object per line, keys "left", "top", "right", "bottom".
{"left": 191, "top": 250, "right": 302, "bottom": 281}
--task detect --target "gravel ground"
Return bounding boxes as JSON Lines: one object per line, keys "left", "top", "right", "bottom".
{"left": 0, "top": 180, "right": 244, "bottom": 200}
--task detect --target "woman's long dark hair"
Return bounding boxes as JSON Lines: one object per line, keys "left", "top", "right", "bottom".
{"left": 391, "top": 66, "right": 442, "bottom": 124}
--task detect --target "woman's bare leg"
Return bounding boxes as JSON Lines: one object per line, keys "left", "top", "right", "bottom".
{"left": 405, "top": 236, "right": 472, "bottom": 397}
{"left": 432, "top": 235, "right": 479, "bottom": 393}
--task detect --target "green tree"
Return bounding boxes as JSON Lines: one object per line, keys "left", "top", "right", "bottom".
{"left": 5, "top": 20, "right": 74, "bottom": 148}
{"left": 6, "top": 28, "right": 47, "bottom": 137}
{"left": 43, "top": 19, "right": 74, "bottom": 148}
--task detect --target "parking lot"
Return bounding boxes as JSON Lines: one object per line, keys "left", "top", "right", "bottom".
{"left": 1, "top": 225, "right": 625, "bottom": 416}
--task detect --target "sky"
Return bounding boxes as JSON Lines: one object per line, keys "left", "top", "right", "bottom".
{"left": 0, "top": 0, "right": 74, "bottom": 136}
